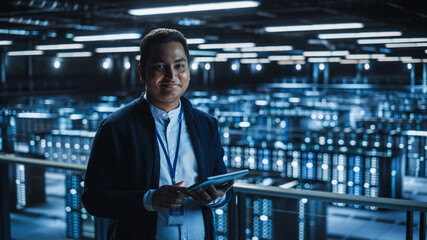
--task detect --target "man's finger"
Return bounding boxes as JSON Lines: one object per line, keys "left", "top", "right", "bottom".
{"left": 218, "top": 180, "right": 234, "bottom": 191}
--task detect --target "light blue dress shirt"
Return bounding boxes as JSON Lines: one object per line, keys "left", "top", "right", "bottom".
{"left": 143, "top": 101, "right": 225, "bottom": 240}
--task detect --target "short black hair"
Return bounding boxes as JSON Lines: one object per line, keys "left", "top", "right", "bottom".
{"left": 139, "top": 28, "right": 190, "bottom": 66}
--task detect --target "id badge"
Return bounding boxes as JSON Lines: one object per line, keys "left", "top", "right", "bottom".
{"left": 168, "top": 206, "right": 184, "bottom": 225}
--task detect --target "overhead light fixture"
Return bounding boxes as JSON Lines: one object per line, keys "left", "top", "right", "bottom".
{"left": 193, "top": 57, "right": 227, "bottom": 62}
{"left": 340, "top": 59, "right": 370, "bottom": 64}
{"left": 95, "top": 46, "right": 140, "bottom": 53}
{"left": 198, "top": 42, "right": 255, "bottom": 49}
{"left": 187, "top": 38, "right": 206, "bottom": 44}
{"left": 0, "top": 29, "right": 32, "bottom": 36}
{"left": 240, "top": 58, "right": 270, "bottom": 64}
{"left": 128, "top": 1, "right": 260, "bottom": 16}
{"left": 189, "top": 50, "right": 217, "bottom": 56}
{"left": 57, "top": 52, "right": 92, "bottom": 58}
{"left": 8, "top": 50, "right": 43, "bottom": 56}
{"left": 268, "top": 55, "right": 305, "bottom": 61}
{"left": 241, "top": 46, "right": 293, "bottom": 52}
{"left": 277, "top": 60, "right": 306, "bottom": 65}
{"left": 35, "top": 43, "right": 84, "bottom": 50}
{"left": 401, "top": 59, "right": 427, "bottom": 63}
{"left": 385, "top": 42, "right": 427, "bottom": 48}
{"left": 216, "top": 53, "right": 257, "bottom": 58}
{"left": 265, "top": 23, "right": 363, "bottom": 33}
{"left": 308, "top": 57, "right": 341, "bottom": 63}
{"left": 346, "top": 54, "right": 385, "bottom": 59}
{"left": 73, "top": 33, "right": 141, "bottom": 42}
{"left": 303, "top": 51, "right": 349, "bottom": 57}
{"left": 0, "top": 40, "right": 12, "bottom": 45}
{"left": 357, "top": 38, "right": 427, "bottom": 44}
{"left": 377, "top": 57, "right": 400, "bottom": 62}
{"left": 318, "top": 31, "right": 402, "bottom": 39}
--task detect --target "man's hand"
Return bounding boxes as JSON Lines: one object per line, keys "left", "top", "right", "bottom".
{"left": 152, "top": 181, "right": 189, "bottom": 210}
{"left": 189, "top": 180, "right": 234, "bottom": 205}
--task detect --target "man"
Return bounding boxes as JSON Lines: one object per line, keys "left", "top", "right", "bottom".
{"left": 82, "top": 28, "right": 234, "bottom": 240}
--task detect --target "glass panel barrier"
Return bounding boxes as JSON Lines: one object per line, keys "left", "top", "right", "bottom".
{"left": 1, "top": 155, "right": 426, "bottom": 240}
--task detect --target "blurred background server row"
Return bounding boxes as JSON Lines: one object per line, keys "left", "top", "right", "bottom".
{"left": 1, "top": 0, "right": 426, "bottom": 239}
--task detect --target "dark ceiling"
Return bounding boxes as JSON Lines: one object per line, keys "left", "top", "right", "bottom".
{"left": 1, "top": 0, "right": 426, "bottom": 58}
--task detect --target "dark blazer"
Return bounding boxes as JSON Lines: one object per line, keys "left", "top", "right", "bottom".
{"left": 82, "top": 94, "right": 232, "bottom": 240}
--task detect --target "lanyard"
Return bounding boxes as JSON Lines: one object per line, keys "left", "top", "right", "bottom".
{"left": 155, "top": 108, "right": 183, "bottom": 185}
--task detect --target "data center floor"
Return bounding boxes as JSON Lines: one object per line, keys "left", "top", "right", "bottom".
{"left": 10, "top": 173, "right": 427, "bottom": 240}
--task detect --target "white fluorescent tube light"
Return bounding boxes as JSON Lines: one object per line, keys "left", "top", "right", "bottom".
{"left": 189, "top": 50, "right": 217, "bottom": 56}
{"left": 303, "top": 51, "right": 349, "bottom": 57}
{"left": 318, "top": 31, "right": 401, "bottom": 39}
{"left": 386, "top": 42, "right": 427, "bottom": 48}
{"left": 340, "top": 59, "right": 370, "bottom": 64}
{"left": 401, "top": 59, "right": 427, "bottom": 63}
{"left": 358, "top": 38, "right": 427, "bottom": 44}
{"left": 268, "top": 55, "right": 305, "bottom": 61}
{"left": 265, "top": 23, "right": 363, "bottom": 33}
{"left": 198, "top": 42, "right": 255, "bottom": 49}
{"left": 187, "top": 38, "right": 206, "bottom": 44}
{"left": 240, "top": 58, "right": 270, "bottom": 64}
{"left": 95, "top": 46, "right": 140, "bottom": 53}
{"left": 8, "top": 50, "right": 43, "bottom": 56}
{"left": 241, "top": 46, "right": 293, "bottom": 52}
{"left": 73, "top": 33, "right": 141, "bottom": 42}
{"left": 377, "top": 57, "right": 400, "bottom": 62}
{"left": 0, "top": 40, "right": 12, "bottom": 45}
{"left": 128, "top": 1, "right": 259, "bottom": 16}
{"left": 308, "top": 57, "right": 341, "bottom": 63}
{"left": 36, "top": 43, "right": 84, "bottom": 50}
{"left": 57, "top": 52, "right": 92, "bottom": 58}
{"left": 277, "top": 60, "right": 306, "bottom": 65}
{"left": 346, "top": 54, "right": 385, "bottom": 59}
{"left": 216, "top": 53, "right": 257, "bottom": 58}
{"left": 193, "top": 57, "right": 227, "bottom": 62}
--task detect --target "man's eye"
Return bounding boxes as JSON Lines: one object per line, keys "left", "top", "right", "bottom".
{"left": 176, "top": 64, "right": 185, "bottom": 69}
{"left": 153, "top": 65, "right": 165, "bottom": 70}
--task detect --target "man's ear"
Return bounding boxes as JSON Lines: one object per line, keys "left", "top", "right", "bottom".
{"left": 137, "top": 63, "right": 145, "bottom": 83}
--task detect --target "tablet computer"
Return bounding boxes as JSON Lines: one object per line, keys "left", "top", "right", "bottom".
{"left": 188, "top": 169, "right": 249, "bottom": 192}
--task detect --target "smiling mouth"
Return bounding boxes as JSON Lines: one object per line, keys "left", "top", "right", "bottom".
{"left": 160, "top": 83, "right": 180, "bottom": 88}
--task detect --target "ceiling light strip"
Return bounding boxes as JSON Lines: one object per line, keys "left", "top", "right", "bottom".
{"left": 268, "top": 55, "right": 305, "bottom": 61}
{"left": 277, "top": 60, "right": 306, "bottom": 65}
{"left": 308, "top": 57, "right": 342, "bottom": 63}
{"left": 240, "top": 58, "right": 270, "bottom": 64}
{"left": 128, "top": 1, "right": 260, "bottom": 16}
{"left": 318, "top": 31, "right": 402, "bottom": 39}
{"left": 193, "top": 57, "right": 227, "bottom": 62}
{"left": 241, "top": 46, "right": 293, "bottom": 52}
{"left": 198, "top": 42, "right": 255, "bottom": 49}
{"left": 187, "top": 38, "right": 206, "bottom": 44}
{"left": 36, "top": 43, "right": 84, "bottom": 50}
{"left": 216, "top": 53, "right": 258, "bottom": 58}
{"left": 265, "top": 23, "right": 364, "bottom": 33}
{"left": 73, "top": 33, "right": 141, "bottom": 42}
{"left": 95, "top": 46, "right": 140, "bottom": 53}
{"left": 303, "top": 51, "right": 349, "bottom": 57}
{"left": 0, "top": 40, "right": 12, "bottom": 45}
{"left": 385, "top": 42, "right": 427, "bottom": 48}
{"left": 57, "top": 52, "right": 92, "bottom": 58}
{"left": 358, "top": 38, "right": 427, "bottom": 44}
{"left": 8, "top": 50, "right": 43, "bottom": 56}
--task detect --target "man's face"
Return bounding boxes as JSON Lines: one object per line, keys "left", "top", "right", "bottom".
{"left": 138, "top": 41, "right": 190, "bottom": 109}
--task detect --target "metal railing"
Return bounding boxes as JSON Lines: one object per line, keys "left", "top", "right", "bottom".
{"left": 0, "top": 154, "right": 426, "bottom": 240}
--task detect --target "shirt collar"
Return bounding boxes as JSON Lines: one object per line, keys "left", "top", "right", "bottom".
{"left": 144, "top": 92, "right": 182, "bottom": 122}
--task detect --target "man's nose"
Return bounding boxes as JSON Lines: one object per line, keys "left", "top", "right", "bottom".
{"left": 164, "top": 66, "right": 177, "bottom": 80}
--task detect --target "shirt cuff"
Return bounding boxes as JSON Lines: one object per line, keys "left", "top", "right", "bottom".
{"left": 205, "top": 194, "right": 226, "bottom": 207}
{"left": 143, "top": 189, "right": 156, "bottom": 211}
